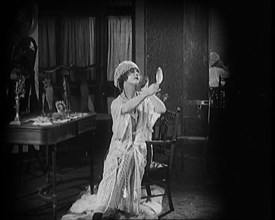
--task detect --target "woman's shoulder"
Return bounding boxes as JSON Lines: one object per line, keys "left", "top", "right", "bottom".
{"left": 111, "top": 95, "right": 123, "bottom": 108}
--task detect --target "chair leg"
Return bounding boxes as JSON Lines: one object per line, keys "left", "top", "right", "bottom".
{"left": 145, "top": 184, "right": 152, "bottom": 202}
{"left": 202, "top": 142, "right": 208, "bottom": 177}
{"left": 166, "top": 180, "right": 174, "bottom": 212}
{"left": 158, "top": 181, "right": 174, "bottom": 219}
{"left": 181, "top": 147, "right": 184, "bottom": 172}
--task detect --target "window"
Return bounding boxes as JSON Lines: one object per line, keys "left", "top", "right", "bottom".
{"left": 38, "top": 15, "right": 96, "bottom": 82}
{"left": 107, "top": 16, "right": 132, "bottom": 81}
{"left": 38, "top": 1, "right": 134, "bottom": 112}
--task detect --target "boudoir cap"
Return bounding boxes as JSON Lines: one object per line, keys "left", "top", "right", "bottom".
{"left": 209, "top": 52, "right": 220, "bottom": 66}
{"left": 114, "top": 60, "right": 140, "bottom": 88}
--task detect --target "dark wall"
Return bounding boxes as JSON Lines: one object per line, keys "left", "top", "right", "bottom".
{"left": 183, "top": 1, "right": 209, "bottom": 100}
{"left": 145, "top": 0, "right": 184, "bottom": 111}
{"left": 145, "top": 0, "right": 272, "bottom": 219}
{"left": 211, "top": 1, "right": 272, "bottom": 219}
{"left": 145, "top": 0, "right": 209, "bottom": 112}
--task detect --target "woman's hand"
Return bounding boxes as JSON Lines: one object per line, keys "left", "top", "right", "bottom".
{"left": 142, "top": 83, "right": 161, "bottom": 97}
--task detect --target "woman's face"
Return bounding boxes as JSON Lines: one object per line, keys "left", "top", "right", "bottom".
{"left": 126, "top": 68, "right": 140, "bottom": 86}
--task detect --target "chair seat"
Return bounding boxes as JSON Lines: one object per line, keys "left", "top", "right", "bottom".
{"left": 144, "top": 162, "right": 168, "bottom": 182}
{"left": 150, "top": 161, "right": 167, "bottom": 169}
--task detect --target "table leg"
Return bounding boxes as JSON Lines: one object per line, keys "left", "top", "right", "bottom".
{"left": 18, "top": 144, "right": 24, "bottom": 183}
{"left": 29, "top": 145, "right": 47, "bottom": 174}
{"left": 52, "top": 144, "right": 57, "bottom": 220}
{"left": 90, "top": 134, "right": 94, "bottom": 194}
{"left": 90, "top": 130, "right": 96, "bottom": 194}
{"left": 46, "top": 145, "right": 49, "bottom": 184}
{"left": 37, "top": 144, "right": 58, "bottom": 220}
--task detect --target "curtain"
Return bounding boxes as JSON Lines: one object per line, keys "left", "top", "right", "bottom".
{"left": 38, "top": 16, "right": 56, "bottom": 68}
{"left": 60, "top": 17, "right": 95, "bottom": 66}
{"left": 60, "top": 17, "right": 96, "bottom": 81}
{"left": 38, "top": 16, "right": 57, "bottom": 110}
{"left": 38, "top": 16, "right": 57, "bottom": 82}
{"left": 30, "top": 23, "right": 39, "bottom": 101}
{"left": 107, "top": 16, "right": 132, "bottom": 81}
{"left": 38, "top": 16, "right": 96, "bottom": 81}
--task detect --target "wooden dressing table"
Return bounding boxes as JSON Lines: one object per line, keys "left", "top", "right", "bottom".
{"left": 4, "top": 112, "right": 96, "bottom": 220}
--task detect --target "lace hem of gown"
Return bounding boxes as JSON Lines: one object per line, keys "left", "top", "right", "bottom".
{"left": 60, "top": 185, "right": 164, "bottom": 220}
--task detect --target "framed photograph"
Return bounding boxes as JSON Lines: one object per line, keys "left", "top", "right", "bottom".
{"left": 55, "top": 100, "right": 66, "bottom": 113}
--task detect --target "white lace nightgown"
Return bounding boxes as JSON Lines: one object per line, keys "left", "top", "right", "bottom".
{"left": 94, "top": 93, "right": 160, "bottom": 216}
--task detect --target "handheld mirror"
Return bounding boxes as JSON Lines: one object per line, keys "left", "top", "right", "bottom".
{"left": 156, "top": 67, "right": 163, "bottom": 85}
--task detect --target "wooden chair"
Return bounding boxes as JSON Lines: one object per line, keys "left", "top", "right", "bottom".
{"left": 141, "top": 107, "right": 181, "bottom": 219}
{"left": 178, "top": 98, "right": 211, "bottom": 176}
{"left": 68, "top": 65, "right": 96, "bottom": 112}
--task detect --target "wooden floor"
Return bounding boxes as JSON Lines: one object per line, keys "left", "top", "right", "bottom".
{"left": 4, "top": 136, "right": 226, "bottom": 220}
{"left": 5, "top": 149, "right": 93, "bottom": 220}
